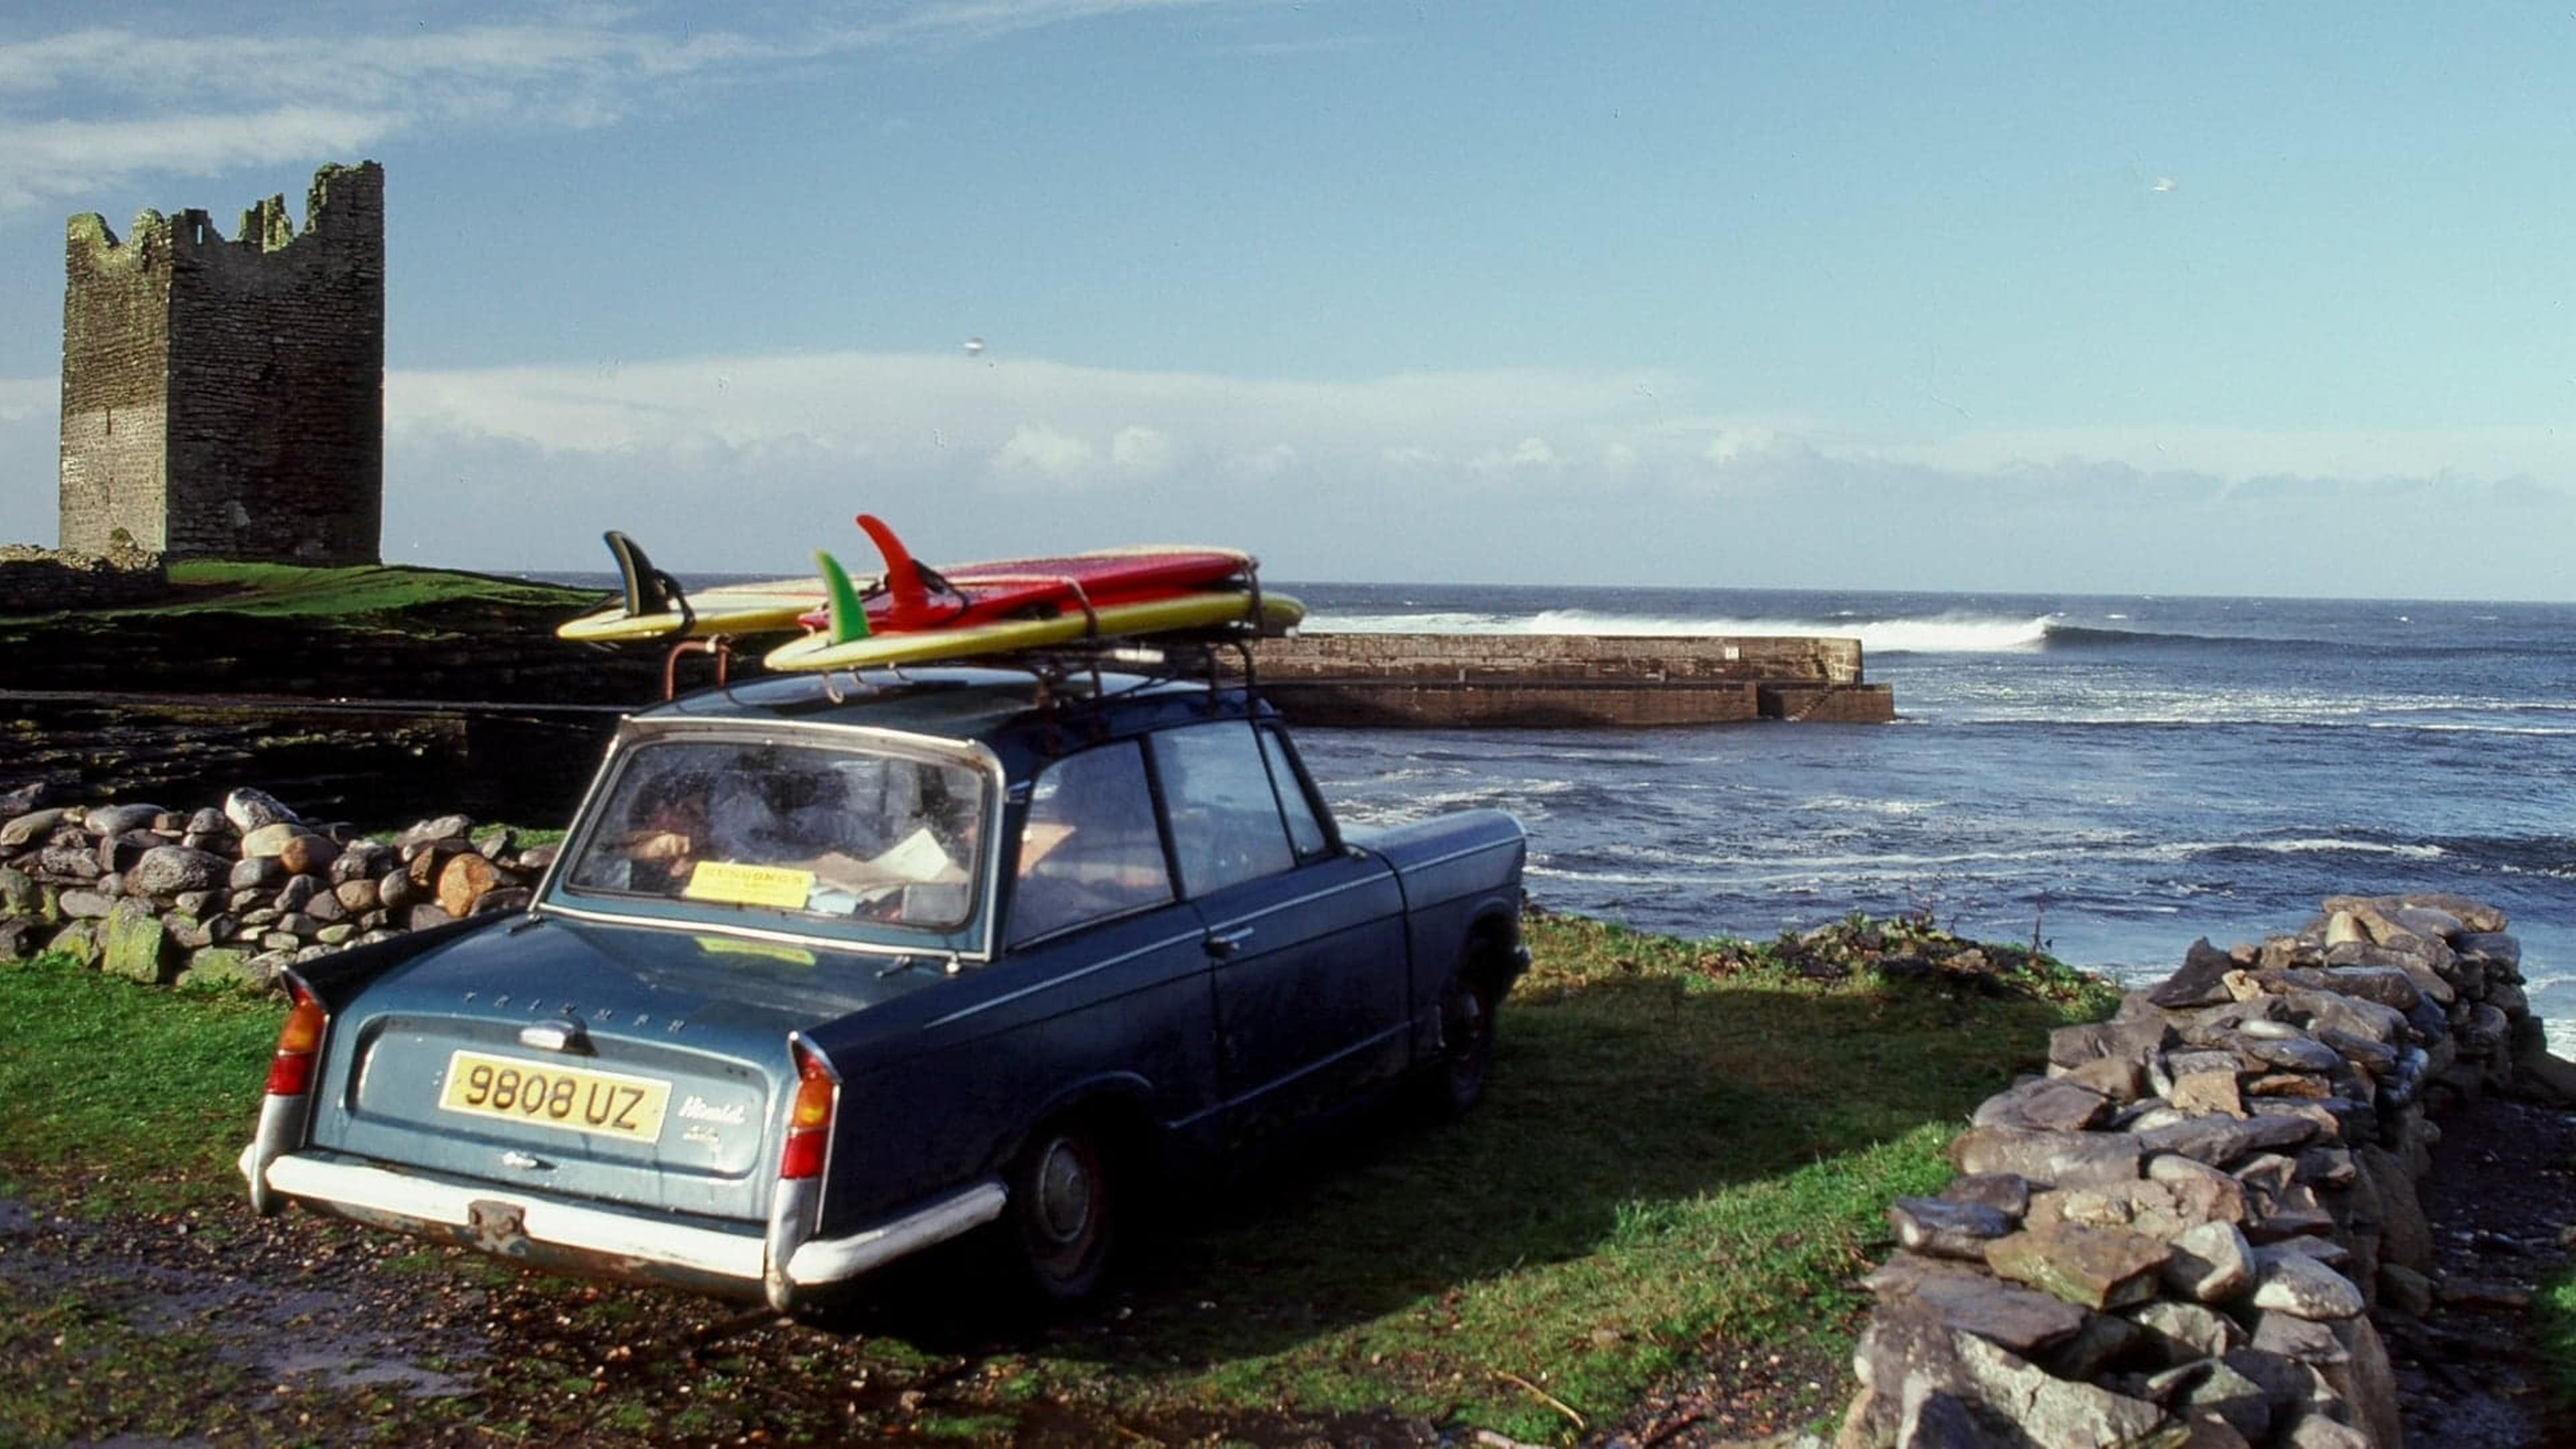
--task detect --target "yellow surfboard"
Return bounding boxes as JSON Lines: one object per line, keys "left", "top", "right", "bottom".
{"left": 763, "top": 591, "right": 1304, "bottom": 673}
{"left": 555, "top": 529, "right": 830, "bottom": 642}
{"left": 557, "top": 583, "right": 825, "bottom": 643}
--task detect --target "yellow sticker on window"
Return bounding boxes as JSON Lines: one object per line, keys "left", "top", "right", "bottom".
{"left": 683, "top": 861, "right": 816, "bottom": 909}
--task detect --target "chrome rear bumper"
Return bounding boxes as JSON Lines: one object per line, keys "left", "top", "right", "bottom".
{"left": 243, "top": 1144, "right": 1006, "bottom": 1311}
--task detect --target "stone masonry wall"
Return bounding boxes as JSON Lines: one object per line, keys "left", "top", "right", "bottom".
{"left": 60, "top": 162, "right": 384, "bottom": 564}
{"left": 1836, "top": 895, "right": 2571, "bottom": 1448}
{"left": 1253, "top": 631, "right": 1867, "bottom": 685}
{"left": 58, "top": 211, "right": 174, "bottom": 552}
{"left": 0, "top": 541, "right": 168, "bottom": 611}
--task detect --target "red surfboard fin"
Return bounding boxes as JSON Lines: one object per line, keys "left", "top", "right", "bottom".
{"left": 856, "top": 513, "right": 936, "bottom": 630}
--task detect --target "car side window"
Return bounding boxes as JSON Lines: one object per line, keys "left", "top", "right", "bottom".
{"left": 1155, "top": 722, "right": 1297, "bottom": 898}
{"left": 1008, "top": 742, "right": 1175, "bottom": 946}
{"left": 1259, "top": 726, "right": 1330, "bottom": 857}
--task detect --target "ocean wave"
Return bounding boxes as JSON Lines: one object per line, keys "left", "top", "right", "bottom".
{"left": 1310, "top": 608, "right": 2055, "bottom": 654}
{"left": 2149, "top": 838, "right": 2449, "bottom": 861}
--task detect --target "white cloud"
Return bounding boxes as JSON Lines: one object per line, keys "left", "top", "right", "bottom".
{"left": 5, "top": 348, "right": 2571, "bottom": 597}
{"left": 991, "top": 422, "right": 1095, "bottom": 482}
{"left": 1109, "top": 425, "right": 1174, "bottom": 476}
{"left": 0, "top": 5, "right": 1256, "bottom": 213}
{"left": 1227, "top": 443, "right": 1299, "bottom": 482}
{"left": 1471, "top": 436, "right": 1558, "bottom": 473}
{"left": 1701, "top": 426, "right": 1783, "bottom": 467}
{"left": 3, "top": 108, "right": 398, "bottom": 214}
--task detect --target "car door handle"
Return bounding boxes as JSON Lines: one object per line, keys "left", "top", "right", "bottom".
{"left": 1203, "top": 926, "right": 1255, "bottom": 959}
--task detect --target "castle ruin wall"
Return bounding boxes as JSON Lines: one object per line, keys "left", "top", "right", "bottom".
{"left": 59, "top": 162, "right": 384, "bottom": 564}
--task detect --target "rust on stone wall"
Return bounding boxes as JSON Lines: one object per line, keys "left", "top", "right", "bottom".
{"left": 60, "top": 162, "right": 384, "bottom": 566}
{"left": 1241, "top": 632, "right": 1896, "bottom": 727}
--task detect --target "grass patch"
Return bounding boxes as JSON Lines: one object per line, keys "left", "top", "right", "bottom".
{"left": 0, "top": 951, "right": 284, "bottom": 1216}
{"left": 155, "top": 560, "right": 600, "bottom": 621}
{"left": 2543, "top": 1267, "right": 2576, "bottom": 1411}
{"left": 0, "top": 913, "right": 2112, "bottom": 1443}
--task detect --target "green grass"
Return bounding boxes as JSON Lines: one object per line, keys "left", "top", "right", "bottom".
{"left": 153, "top": 560, "right": 601, "bottom": 619}
{"left": 0, "top": 914, "right": 2114, "bottom": 1444}
{"left": 2543, "top": 1267, "right": 2576, "bottom": 1411}
{"left": 0, "top": 952, "right": 284, "bottom": 1218}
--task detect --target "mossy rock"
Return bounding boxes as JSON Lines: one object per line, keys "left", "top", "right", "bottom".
{"left": 176, "top": 946, "right": 268, "bottom": 995}
{"left": 101, "top": 898, "right": 174, "bottom": 984}
{"left": 47, "top": 918, "right": 101, "bottom": 969}
{"left": 0, "top": 864, "right": 42, "bottom": 918}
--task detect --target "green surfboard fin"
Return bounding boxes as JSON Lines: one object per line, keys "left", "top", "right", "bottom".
{"left": 817, "top": 551, "right": 871, "bottom": 645}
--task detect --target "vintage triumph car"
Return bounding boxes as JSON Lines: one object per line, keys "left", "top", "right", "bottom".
{"left": 241, "top": 666, "right": 1527, "bottom": 1310}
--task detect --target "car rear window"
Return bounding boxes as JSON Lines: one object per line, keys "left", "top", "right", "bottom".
{"left": 562, "top": 738, "right": 987, "bottom": 931}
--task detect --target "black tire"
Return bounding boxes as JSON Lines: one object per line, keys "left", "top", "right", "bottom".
{"left": 1430, "top": 968, "right": 1499, "bottom": 1116}
{"left": 1006, "top": 1120, "right": 1117, "bottom": 1305}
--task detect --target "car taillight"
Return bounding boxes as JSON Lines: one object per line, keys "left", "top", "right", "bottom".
{"left": 266, "top": 985, "right": 329, "bottom": 1097}
{"left": 779, "top": 1041, "right": 838, "bottom": 1181}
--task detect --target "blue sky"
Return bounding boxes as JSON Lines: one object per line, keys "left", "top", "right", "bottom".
{"left": 3, "top": 2, "right": 2573, "bottom": 596}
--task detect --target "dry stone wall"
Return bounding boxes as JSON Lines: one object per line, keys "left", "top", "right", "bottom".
{"left": 1837, "top": 895, "right": 2566, "bottom": 1448}
{"left": 0, "top": 541, "right": 168, "bottom": 610}
{"left": 0, "top": 784, "right": 553, "bottom": 991}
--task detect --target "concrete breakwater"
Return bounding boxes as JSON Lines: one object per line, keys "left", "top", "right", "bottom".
{"left": 1837, "top": 894, "right": 2572, "bottom": 1447}
{"left": 1243, "top": 631, "right": 1896, "bottom": 727}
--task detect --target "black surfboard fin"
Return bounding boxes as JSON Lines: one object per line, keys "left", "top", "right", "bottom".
{"left": 602, "top": 530, "right": 694, "bottom": 633}
{"left": 604, "top": 531, "right": 680, "bottom": 614}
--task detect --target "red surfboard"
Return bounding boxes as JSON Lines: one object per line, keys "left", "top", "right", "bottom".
{"left": 801, "top": 514, "right": 1259, "bottom": 641}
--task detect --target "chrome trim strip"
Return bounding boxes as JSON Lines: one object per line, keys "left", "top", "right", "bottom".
{"left": 925, "top": 929, "right": 1205, "bottom": 1027}
{"left": 763, "top": 1175, "right": 820, "bottom": 1311}
{"left": 1391, "top": 836, "right": 1523, "bottom": 875}
{"left": 785, "top": 1181, "right": 1007, "bottom": 1287}
{"left": 535, "top": 901, "right": 968, "bottom": 963}
{"left": 238, "top": 1090, "right": 311, "bottom": 1217}
{"left": 1199, "top": 873, "right": 1389, "bottom": 929}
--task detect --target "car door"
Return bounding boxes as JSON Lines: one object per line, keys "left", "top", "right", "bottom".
{"left": 1150, "top": 720, "right": 1407, "bottom": 1142}
{"left": 985, "top": 739, "right": 1222, "bottom": 1144}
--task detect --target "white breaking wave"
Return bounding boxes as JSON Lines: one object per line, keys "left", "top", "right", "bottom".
{"left": 2146, "top": 838, "right": 2449, "bottom": 861}
{"left": 1309, "top": 608, "right": 2055, "bottom": 654}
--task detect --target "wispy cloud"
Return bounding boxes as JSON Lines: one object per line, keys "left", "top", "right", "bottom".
{"left": 2, "top": 350, "right": 2565, "bottom": 594}
{"left": 0, "top": 3, "right": 1249, "bottom": 213}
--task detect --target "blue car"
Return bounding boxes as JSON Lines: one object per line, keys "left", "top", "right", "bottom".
{"left": 241, "top": 667, "right": 1527, "bottom": 1309}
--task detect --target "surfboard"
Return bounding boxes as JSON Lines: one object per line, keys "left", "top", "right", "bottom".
{"left": 763, "top": 590, "right": 1305, "bottom": 673}
{"left": 556, "top": 531, "right": 822, "bottom": 643}
{"left": 557, "top": 518, "right": 1273, "bottom": 649}
{"left": 802, "top": 515, "right": 1260, "bottom": 642}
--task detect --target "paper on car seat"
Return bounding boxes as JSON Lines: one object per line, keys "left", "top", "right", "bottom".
{"left": 873, "top": 827, "right": 967, "bottom": 883}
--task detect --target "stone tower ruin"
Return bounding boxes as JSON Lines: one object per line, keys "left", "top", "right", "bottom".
{"left": 59, "top": 161, "right": 384, "bottom": 564}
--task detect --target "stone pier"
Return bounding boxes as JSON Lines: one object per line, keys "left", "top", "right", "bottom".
{"left": 1242, "top": 632, "right": 1896, "bottom": 727}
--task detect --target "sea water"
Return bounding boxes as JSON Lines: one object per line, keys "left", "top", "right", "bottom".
{"left": 1279, "top": 586, "right": 2576, "bottom": 1046}
{"left": 560, "top": 572, "right": 2575, "bottom": 1046}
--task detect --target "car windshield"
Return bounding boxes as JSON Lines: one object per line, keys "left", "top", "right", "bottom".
{"left": 560, "top": 736, "right": 989, "bottom": 933}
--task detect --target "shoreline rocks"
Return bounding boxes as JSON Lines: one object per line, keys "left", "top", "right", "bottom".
{"left": 1837, "top": 902, "right": 2571, "bottom": 1448}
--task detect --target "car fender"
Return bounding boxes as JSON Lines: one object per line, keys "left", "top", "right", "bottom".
{"left": 988, "top": 1070, "right": 1163, "bottom": 1178}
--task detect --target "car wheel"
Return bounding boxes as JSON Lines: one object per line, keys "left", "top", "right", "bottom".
{"left": 1432, "top": 969, "right": 1498, "bottom": 1116}
{"left": 1008, "top": 1122, "right": 1116, "bottom": 1305}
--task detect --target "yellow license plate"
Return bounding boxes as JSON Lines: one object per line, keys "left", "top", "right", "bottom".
{"left": 437, "top": 1050, "right": 672, "bottom": 1141}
